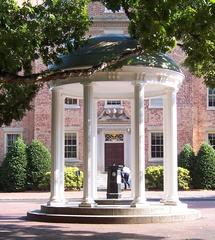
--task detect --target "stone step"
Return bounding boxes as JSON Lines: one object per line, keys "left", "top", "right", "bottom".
{"left": 40, "top": 203, "right": 189, "bottom": 216}
{"left": 27, "top": 208, "right": 201, "bottom": 224}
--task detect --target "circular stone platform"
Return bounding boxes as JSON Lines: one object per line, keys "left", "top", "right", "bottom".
{"left": 27, "top": 200, "right": 201, "bottom": 224}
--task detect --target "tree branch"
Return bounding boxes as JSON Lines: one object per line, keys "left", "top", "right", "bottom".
{"left": 0, "top": 47, "right": 142, "bottom": 85}
{"left": 177, "top": 42, "right": 184, "bottom": 47}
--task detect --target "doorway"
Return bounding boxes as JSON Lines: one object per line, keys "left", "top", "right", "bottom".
{"left": 104, "top": 133, "right": 124, "bottom": 170}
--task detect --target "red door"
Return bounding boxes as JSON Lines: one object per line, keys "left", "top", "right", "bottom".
{"left": 105, "top": 143, "right": 124, "bottom": 170}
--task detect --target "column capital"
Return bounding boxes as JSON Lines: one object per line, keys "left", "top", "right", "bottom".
{"left": 51, "top": 86, "right": 64, "bottom": 92}
{"left": 132, "top": 80, "right": 145, "bottom": 87}
{"left": 164, "top": 87, "right": 178, "bottom": 95}
{"left": 82, "top": 80, "right": 94, "bottom": 87}
{"left": 135, "top": 72, "right": 146, "bottom": 81}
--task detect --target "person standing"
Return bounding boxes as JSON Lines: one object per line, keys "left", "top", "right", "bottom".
{"left": 122, "top": 165, "right": 131, "bottom": 190}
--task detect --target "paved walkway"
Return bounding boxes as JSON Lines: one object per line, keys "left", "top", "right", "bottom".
{"left": 0, "top": 190, "right": 215, "bottom": 240}
{"left": 1, "top": 189, "right": 215, "bottom": 201}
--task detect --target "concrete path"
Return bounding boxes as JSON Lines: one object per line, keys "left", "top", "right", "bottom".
{"left": 0, "top": 190, "right": 215, "bottom": 240}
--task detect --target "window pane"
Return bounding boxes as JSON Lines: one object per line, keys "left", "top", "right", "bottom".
{"left": 149, "top": 98, "right": 163, "bottom": 108}
{"left": 65, "top": 97, "right": 78, "bottom": 105}
{"left": 106, "top": 100, "right": 121, "bottom": 106}
{"left": 208, "top": 133, "right": 215, "bottom": 149}
{"left": 151, "top": 132, "right": 163, "bottom": 159}
{"left": 104, "top": 6, "right": 124, "bottom": 13}
{"left": 6, "top": 134, "right": 20, "bottom": 153}
{"left": 64, "top": 132, "right": 77, "bottom": 159}
{"left": 208, "top": 88, "right": 215, "bottom": 107}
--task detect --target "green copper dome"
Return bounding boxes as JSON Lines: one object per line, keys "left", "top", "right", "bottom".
{"left": 52, "top": 34, "right": 181, "bottom": 72}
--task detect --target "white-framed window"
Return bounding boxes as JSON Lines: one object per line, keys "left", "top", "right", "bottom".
{"left": 150, "top": 132, "right": 164, "bottom": 162}
{"left": 104, "top": 6, "right": 124, "bottom": 13}
{"left": 149, "top": 97, "right": 163, "bottom": 109}
{"left": 207, "top": 88, "right": 215, "bottom": 109}
{"left": 64, "top": 132, "right": 78, "bottom": 160}
{"left": 105, "top": 100, "right": 122, "bottom": 107}
{"left": 4, "top": 133, "right": 22, "bottom": 154}
{"left": 64, "top": 97, "right": 80, "bottom": 109}
{"left": 208, "top": 133, "right": 215, "bottom": 149}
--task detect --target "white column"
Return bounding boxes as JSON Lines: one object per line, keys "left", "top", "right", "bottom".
{"left": 162, "top": 92, "right": 169, "bottom": 203}
{"left": 130, "top": 99, "right": 135, "bottom": 198}
{"left": 163, "top": 88, "right": 180, "bottom": 205}
{"left": 131, "top": 82, "right": 147, "bottom": 207}
{"left": 80, "top": 82, "right": 96, "bottom": 207}
{"left": 92, "top": 99, "right": 98, "bottom": 199}
{"left": 48, "top": 87, "right": 65, "bottom": 206}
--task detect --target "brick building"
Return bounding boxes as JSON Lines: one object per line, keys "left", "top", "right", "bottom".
{"left": 1, "top": 2, "right": 215, "bottom": 173}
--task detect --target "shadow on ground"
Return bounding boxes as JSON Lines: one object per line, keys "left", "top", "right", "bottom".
{"left": 0, "top": 220, "right": 205, "bottom": 240}
{"left": 0, "top": 222, "right": 163, "bottom": 240}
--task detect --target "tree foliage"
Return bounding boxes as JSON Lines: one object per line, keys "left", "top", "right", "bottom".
{"left": 0, "top": 0, "right": 90, "bottom": 126}
{"left": 0, "top": 0, "right": 90, "bottom": 74}
{"left": 0, "top": 0, "right": 215, "bottom": 125}
{"left": 0, "top": 83, "right": 39, "bottom": 126}
{"left": 103, "top": 0, "right": 215, "bottom": 85}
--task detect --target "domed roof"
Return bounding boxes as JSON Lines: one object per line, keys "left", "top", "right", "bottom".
{"left": 52, "top": 34, "right": 181, "bottom": 72}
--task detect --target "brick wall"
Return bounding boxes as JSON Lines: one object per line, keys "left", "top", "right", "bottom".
{"left": 33, "top": 85, "right": 52, "bottom": 150}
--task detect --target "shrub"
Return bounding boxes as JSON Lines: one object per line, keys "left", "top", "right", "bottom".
{"left": 26, "top": 140, "right": 51, "bottom": 190}
{"left": 193, "top": 143, "right": 215, "bottom": 189}
{"left": 178, "top": 144, "right": 195, "bottom": 171}
{"left": 64, "top": 167, "right": 83, "bottom": 190}
{"left": 38, "top": 167, "right": 83, "bottom": 191}
{"left": 178, "top": 167, "right": 191, "bottom": 190}
{"left": 0, "top": 138, "right": 27, "bottom": 192}
{"left": 38, "top": 172, "right": 51, "bottom": 191}
{"left": 145, "top": 165, "right": 191, "bottom": 190}
{"left": 145, "top": 166, "right": 163, "bottom": 190}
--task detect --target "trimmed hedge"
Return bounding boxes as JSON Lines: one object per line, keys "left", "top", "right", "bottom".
{"left": 26, "top": 140, "right": 51, "bottom": 190}
{"left": 145, "top": 165, "right": 191, "bottom": 190}
{"left": 38, "top": 167, "right": 83, "bottom": 191}
{"left": 0, "top": 138, "right": 27, "bottom": 192}
{"left": 178, "top": 144, "right": 195, "bottom": 172}
{"left": 193, "top": 143, "right": 215, "bottom": 189}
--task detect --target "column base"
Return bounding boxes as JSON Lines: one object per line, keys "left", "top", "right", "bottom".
{"left": 79, "top": 198, "right": 97, "bottom": 208}
{"left": 130, "top": 197, "right": 148, "bottom": 208}
{"left": 47, "top": 197, "right": 66, "bottom": 207}
{"left": 162, "top": 198, "right": 182, "bottom": 206}
{"left": 107, "top": 192, "right": 122, "bottom": 199}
